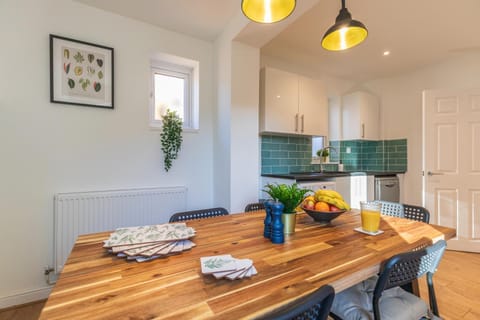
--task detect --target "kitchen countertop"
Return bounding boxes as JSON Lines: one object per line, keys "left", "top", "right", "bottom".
{"left": 262, "top": 171, "right": 405, "bottom": 181}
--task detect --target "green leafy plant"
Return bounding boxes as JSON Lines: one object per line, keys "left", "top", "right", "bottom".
{"left": 160, "top": 110, "right": 183, "bottom": 172}
{"left": 263, "top": 183, "right": 310, "bottom": 213}
{"left": 317, "top": 148, "right": 329, "bottom": 158}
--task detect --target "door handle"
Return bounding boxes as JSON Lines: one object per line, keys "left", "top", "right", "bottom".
{"left": 427, "top": 171, "right": 443, "bottom": 176}
{"left": 385, "top": 184, "right": 396, "bottom": 188}
{"left": 362, "top": 123, "right": 365, "bottom": 138}
{"left": 301, "top": 114, "right": 304, "bottom": 133}
{"left": 295, "top": 113, "right": 299, "bottom": 132}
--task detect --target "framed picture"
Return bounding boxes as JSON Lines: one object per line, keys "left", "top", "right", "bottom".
{"left": 50, "top": 34, "right": 114, "bottom": 109}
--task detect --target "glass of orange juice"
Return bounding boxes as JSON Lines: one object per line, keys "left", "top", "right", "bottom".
{"left": 360, "top": 201, "right": 382, "bottom": 232}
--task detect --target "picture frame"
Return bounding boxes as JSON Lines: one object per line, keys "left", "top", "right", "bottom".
{"left": 50, "top": 34, "right": 114, "bottom": 109}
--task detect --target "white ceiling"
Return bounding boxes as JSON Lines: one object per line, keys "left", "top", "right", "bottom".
{"left": 75, "top": 0, "right": 480, "bottom": 82}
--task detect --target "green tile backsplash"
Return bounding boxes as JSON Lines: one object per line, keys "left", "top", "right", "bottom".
{"left": 330, "top": 139, "right": 408, "bottom": 172}
{"left": 261, "top": 135, "right": 407, "bottom": 174}
{"left": 261, "top": 135, "right": 313, "bottom": 174}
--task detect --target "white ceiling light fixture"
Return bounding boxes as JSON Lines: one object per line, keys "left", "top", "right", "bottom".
{"left": 241, "top": 0, "right": 296, "bottom": 24}
{"left": 321, "top": 0, "right": 368, "bottom": 51}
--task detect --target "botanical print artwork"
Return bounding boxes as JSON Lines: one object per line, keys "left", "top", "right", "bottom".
{"left": 61, "top": 46, "right": 106, "bottom": 100}
{"left": 50, "top": 34, "right": 113, "bottom": 108}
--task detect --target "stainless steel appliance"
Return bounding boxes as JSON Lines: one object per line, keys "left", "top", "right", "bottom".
{"left": 374, "top": 176, "right": 399, "bottom": 202}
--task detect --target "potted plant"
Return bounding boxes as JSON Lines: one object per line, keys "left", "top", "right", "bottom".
{"left": 263, "top": 183, "right": 310, "bottom": 234}
{"left": 317, "top": 148, "right": 329, "bottom": 163}
{"left": 160, "top": 110, "right": 183, "bottom": 172}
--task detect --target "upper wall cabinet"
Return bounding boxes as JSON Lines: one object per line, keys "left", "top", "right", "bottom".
{"left": 260, "top": 67, "right": 328, "bottom": 136}
{"left": 342, "top": 91, "right": 380, "bottom": 140}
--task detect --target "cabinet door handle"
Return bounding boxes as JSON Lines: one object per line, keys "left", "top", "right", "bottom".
{"left": 295, "top": 113, "right": 299, "bottom": 132}
{"left": 362, "top": 123, "right": 365, "bottom": 138}
{"left": 427, "top": 171, "right": 444, "bottom": 176}
{"left": 301, "top": 114, "right": 304, "bottom": 133}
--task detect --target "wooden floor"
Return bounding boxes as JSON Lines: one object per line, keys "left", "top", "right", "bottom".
{"left": 419, "top": 250, "right": 480, "bottom": 319}
{"left": 1, "top": 250, "right": 479, "bottom": 320}
{"left": 0, "top": 300, "right": 45, "bottom": 320}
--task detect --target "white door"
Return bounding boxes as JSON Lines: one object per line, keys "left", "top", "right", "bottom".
{"left": 423, "top": 88, "right": 480, "bottom": 252}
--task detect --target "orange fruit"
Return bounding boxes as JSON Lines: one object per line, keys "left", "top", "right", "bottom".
{"left": 314, "top": 201, "right": 330, "bottom": 211}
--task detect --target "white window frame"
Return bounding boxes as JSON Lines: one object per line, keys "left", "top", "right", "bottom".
{"left": 150, "top": 55, "right": 199, "bottom": 131}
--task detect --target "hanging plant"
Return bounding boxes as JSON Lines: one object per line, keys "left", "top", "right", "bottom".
{"left": 160, "top": 110, "right": 183, "bottom": 172}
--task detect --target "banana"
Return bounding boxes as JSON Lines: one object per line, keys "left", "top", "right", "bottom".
{"left": 315, "top": 189, "right": 344, "bottom": 201}
{"left": 316, "top": 195, "right": 351, "bottom": 211}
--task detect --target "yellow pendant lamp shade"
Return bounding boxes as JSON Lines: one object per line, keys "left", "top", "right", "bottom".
{"left": 241, "top": 0, "right": 296, "bottom": 24}
{"left": 322, "top": 0, "right": 367, "bottom": 51}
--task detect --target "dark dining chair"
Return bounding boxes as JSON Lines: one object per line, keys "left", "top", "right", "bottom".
{"left": 169, "top": 207, "right": 229, "bottom": 222}
{"left": 244, "top": 202, "right": 265, "bottom": 212}
{"left": 256, "top": 284, "right": 335, "bottom": 320}
{"left": 403, "top": 204, "right": 430, "bottom": 223}
{"left": 330, "top": 240, "right": 447, "bottom": 320}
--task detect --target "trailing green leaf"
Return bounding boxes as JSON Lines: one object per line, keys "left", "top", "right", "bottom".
{"left": 160, "top": 110, "right": 183, "bottom": 172}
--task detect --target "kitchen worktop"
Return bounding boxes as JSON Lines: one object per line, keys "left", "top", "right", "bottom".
{"left": 262, "top": 171, "right": 405, "bottom": 181}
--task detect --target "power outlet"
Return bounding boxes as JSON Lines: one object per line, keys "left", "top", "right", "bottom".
{"left": 346, "top": 147, "right": 351, "bottom": 154}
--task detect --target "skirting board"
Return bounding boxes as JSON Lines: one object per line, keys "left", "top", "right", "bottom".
{"left": 0, "top": 286, "right": 51, "bottom": 309}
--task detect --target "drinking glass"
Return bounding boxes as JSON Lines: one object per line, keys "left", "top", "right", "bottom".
{"left": 360, "top": 201, "right": 382, "bottom": 232}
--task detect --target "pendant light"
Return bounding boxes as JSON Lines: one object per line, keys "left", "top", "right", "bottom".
{"left": 241, "top": 0, "right": 296, "bottom": 24}
{"left": 322, "top": 0, "right": 368, "bottom": 51}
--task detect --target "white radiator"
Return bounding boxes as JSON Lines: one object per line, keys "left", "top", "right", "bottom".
{"left": 54, "top": 186, "right": 187, "bottom": 273}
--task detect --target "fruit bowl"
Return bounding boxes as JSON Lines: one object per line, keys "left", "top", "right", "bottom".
{"left": 302, "top": 206, "right": 346, "bottom": 224}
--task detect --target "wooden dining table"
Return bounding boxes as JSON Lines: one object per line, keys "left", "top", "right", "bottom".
{"left": 39, "top": 209, "right": 456, "bottom": 320}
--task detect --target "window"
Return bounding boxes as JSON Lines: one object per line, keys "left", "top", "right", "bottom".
{"left": 312, "top": 136, "right": 326, "bottom": 157}
{"left": 150, "top": 55, "right": 199, "bottom": 131}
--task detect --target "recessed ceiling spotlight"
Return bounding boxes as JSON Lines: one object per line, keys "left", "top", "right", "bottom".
{"left": 383, "top": 51, "right": 390, "bottom": 56}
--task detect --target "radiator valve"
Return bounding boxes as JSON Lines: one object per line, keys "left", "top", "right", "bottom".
{"left": 44, "top": 266, "right": 57, "bottom": 285}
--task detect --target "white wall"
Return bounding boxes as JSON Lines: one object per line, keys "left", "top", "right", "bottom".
{"left": 365, "top": 51, "right": 480, "bottom": 205}
{"left": 0, "top": 0, "right": 216, "bottom": 306}
{"left": 213, "top": 25, "right": 233, "bottom": 211}
{"left": 230, "top": 42, "right": 260, "bottom": 211}
{"left": 214, "top": 15, "right": 260, "bottom": 213}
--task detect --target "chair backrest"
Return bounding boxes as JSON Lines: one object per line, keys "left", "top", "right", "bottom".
{"left": 422, "top": 240, "right": 447, "bottom": 316}
{"left": 169, "top": 207, "right": 229, "bottom": 222}
{"left": 245, "top": 202, "right": 265, "bottom": 212}
{"left": 376, "top": 201, "right": 404, "bottom": 218}
{"left": 373, "top": 240, "right": 447, "bottom": 319}
{"left": 421, "top": 239, "right": 447, "bottom": 274}
{"left": 403, "top": 204, "right": 430, "bottom": 223}
{"left": 256, "top": 284, "right": 335, "bottom": 320}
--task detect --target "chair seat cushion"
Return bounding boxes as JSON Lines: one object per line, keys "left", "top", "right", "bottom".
{"left": 331, "top": 276, "right": 430, "bottom": 320}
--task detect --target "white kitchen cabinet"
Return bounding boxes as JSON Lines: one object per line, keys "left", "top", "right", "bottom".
{"left": 328, "top": 96, "right": 342, "bottom": 141}
{"left": 260, "top": 67, "right": 328, "bottom": 136}
{"left": 342, "top": 91, "right": 379, "bottom": 140}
